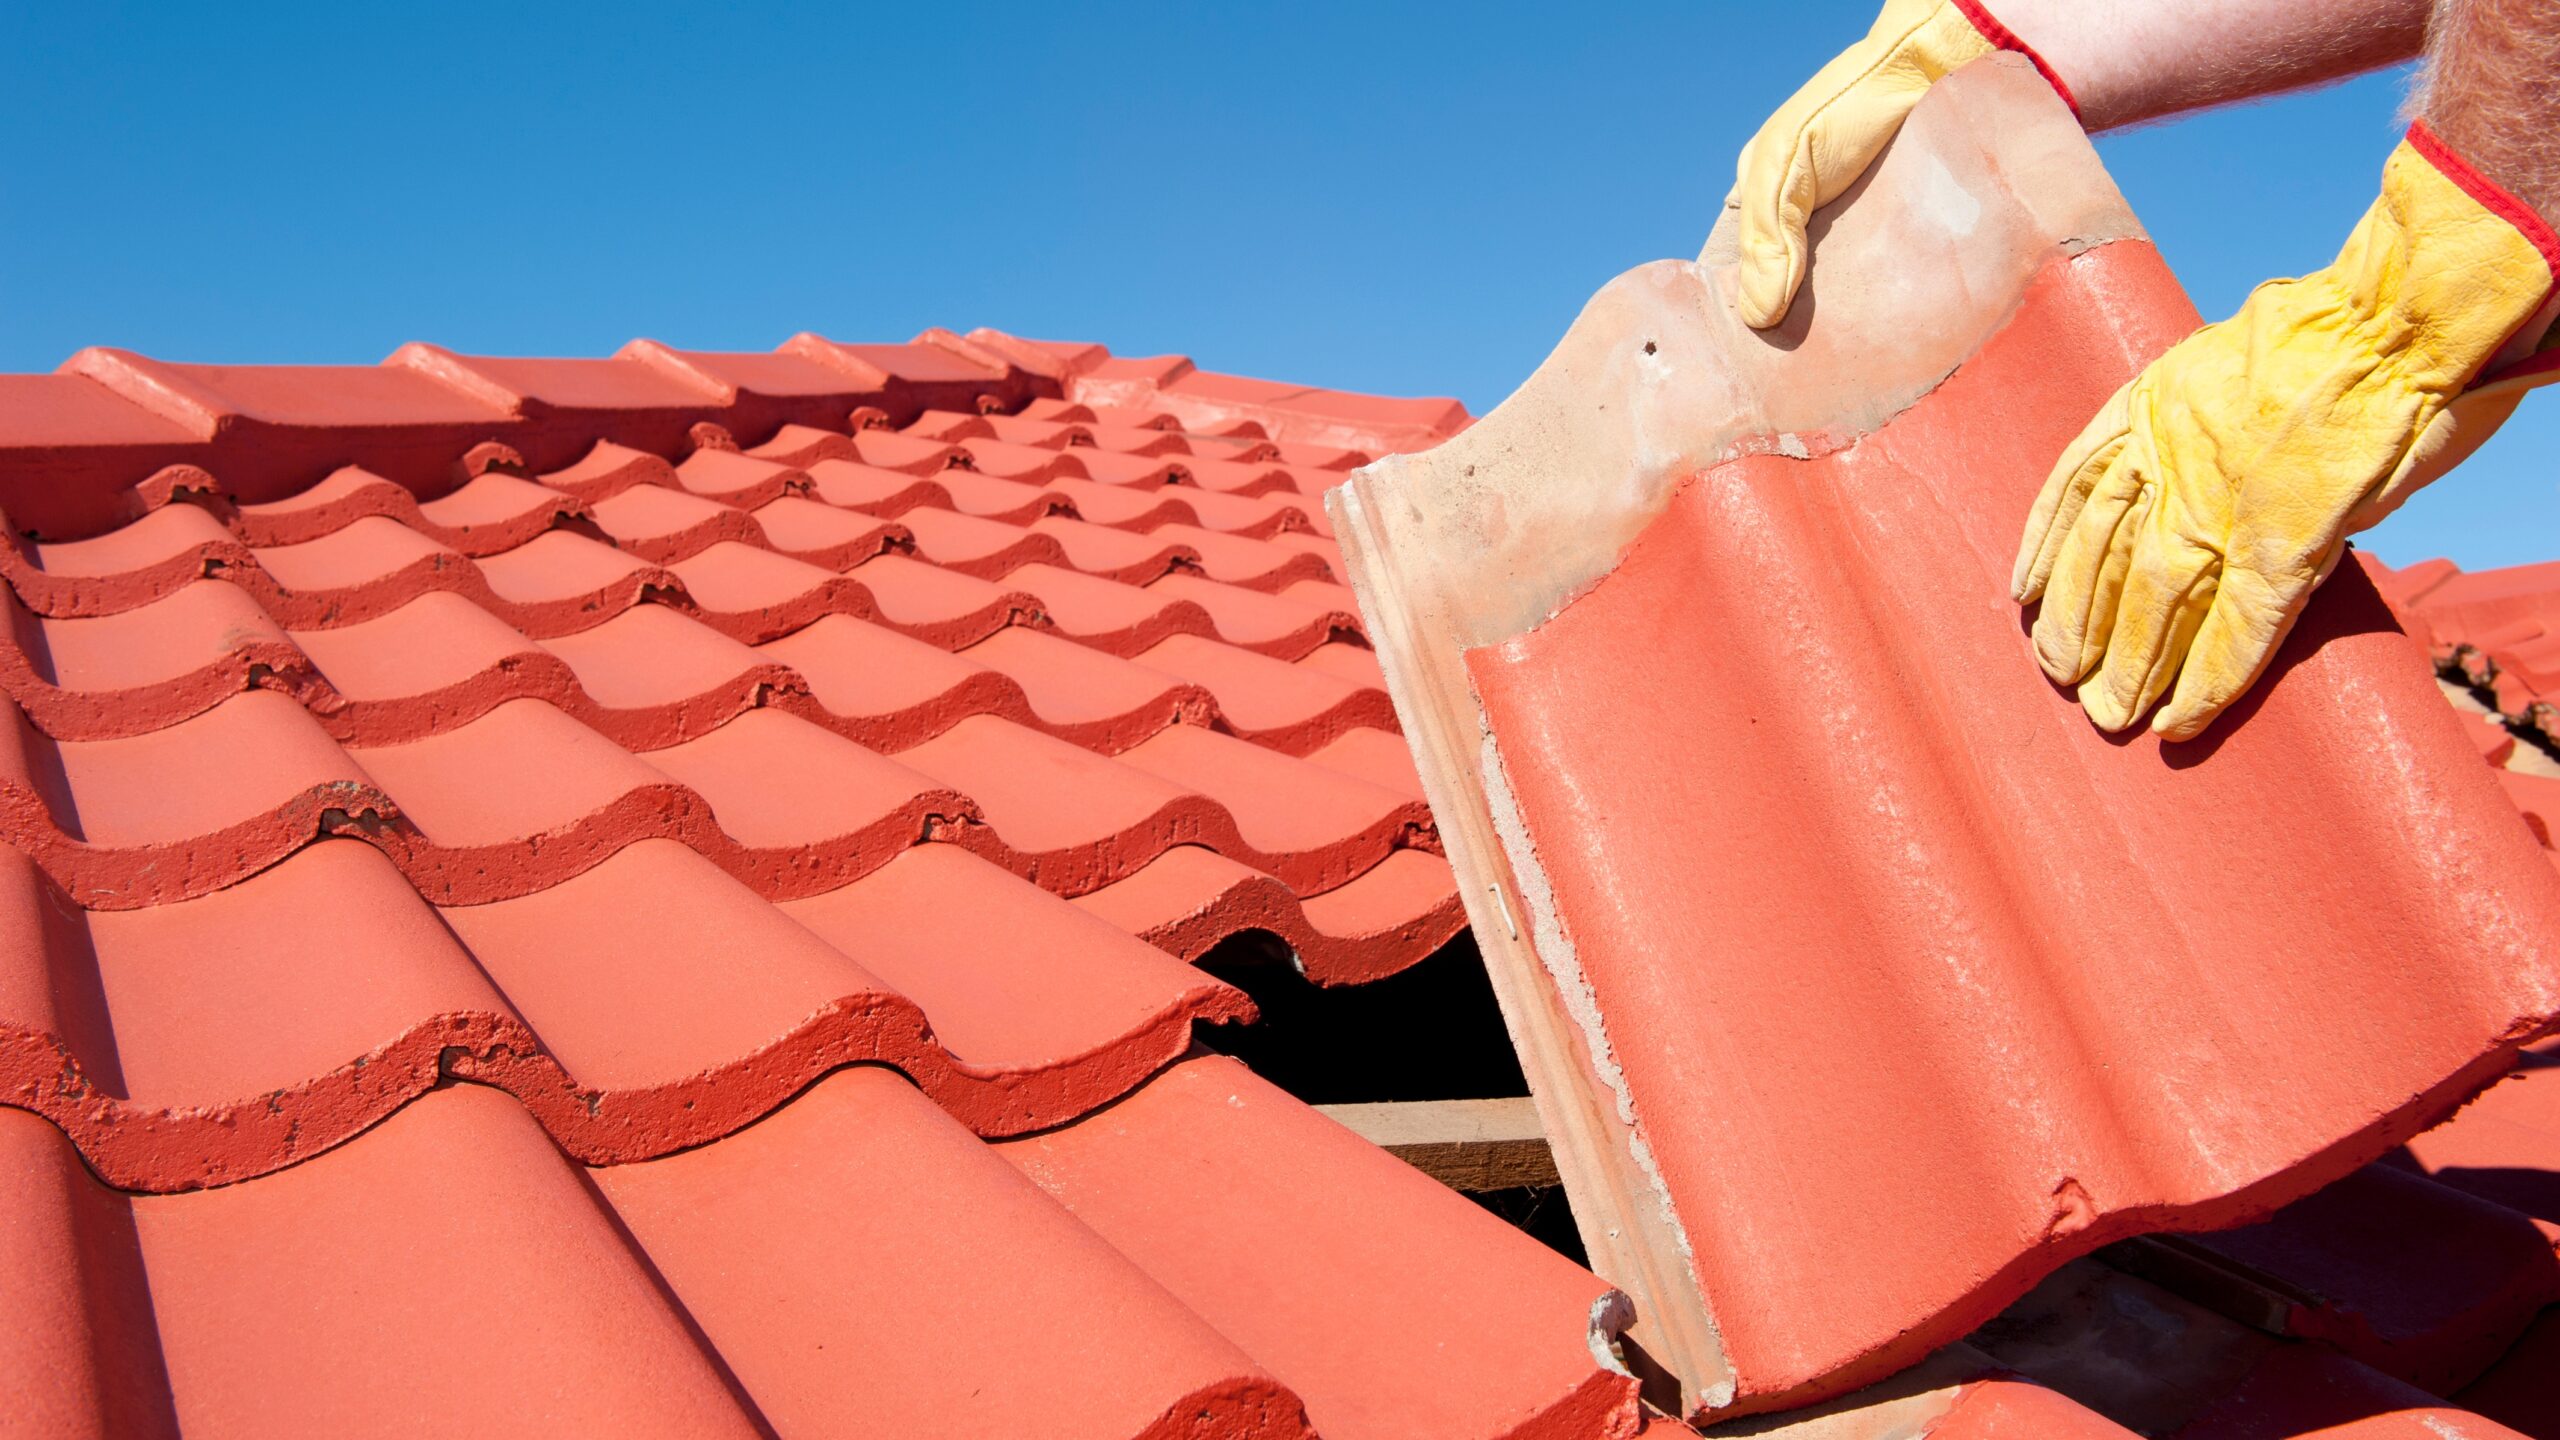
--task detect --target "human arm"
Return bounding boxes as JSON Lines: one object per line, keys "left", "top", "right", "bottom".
{"left": 1999, "top": 0, "right": 2427, "bottom": 133}
{"left": 2419, "top": 0, "right": 2560, "bottom": 221}
{"left": 2011, "top": 0, "right": 2560, "bottom": 739}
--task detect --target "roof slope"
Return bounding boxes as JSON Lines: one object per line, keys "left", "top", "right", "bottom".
{"left": 0, "top": 331, "right": 1644, "bottom": 1437}
{"left": 1332, "top": 55, "right": 2560, "bottom": 1421}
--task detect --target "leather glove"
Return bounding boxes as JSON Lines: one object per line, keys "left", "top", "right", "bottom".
{"left": 2013, "top": 124, "right": 2560, "bottom": 739}
{"left": 1732, "top": 0, "right": 2074, "bottom": 329}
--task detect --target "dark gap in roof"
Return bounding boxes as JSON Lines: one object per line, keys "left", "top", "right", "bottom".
{"left": 1198, "top": 929, "right": 1594, "bottom": 1267}
{"left": 1468, "top": 1185, "right": 1589, "bottom": 1270}
{"left": 1197, "top": 927, "right": 1527, "bottom": 1105}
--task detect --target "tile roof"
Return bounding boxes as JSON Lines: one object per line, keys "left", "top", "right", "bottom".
{"left": 1766, "top": 1013, "right": 2560, "bottom": 1440}
{"left": 1330, "top": 56, "right": 2560, "bottom": 1422}
{"left": 2364, "top": 550, "right": 2560, "bottom": 759}
{"left": 0, "top": 330, "right": 1647, "bottom": 1435}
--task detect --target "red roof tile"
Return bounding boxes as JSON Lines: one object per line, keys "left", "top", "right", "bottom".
{"left": 2159, "top": 1161, "right": 2560, "bottom": 1393}
{"left": 2360, "top": 553, "right": 2560, "bottom": 758}
{"left": 0, "top": 319, "right": 1646, "bottom": 1434}
{"left": 1330, "top": 57, "right": 2560, "bottom": 1420}
{"left": 1961, "top": 1253, "right": 2543, "bottom": 1440}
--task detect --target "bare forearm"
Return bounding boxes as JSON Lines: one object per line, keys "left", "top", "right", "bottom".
{"left": 2419, "top": 0, "right": 2560, "bottom": 219}
{"left": 1993, "top": 0, "right": 2431, "bottom": 132}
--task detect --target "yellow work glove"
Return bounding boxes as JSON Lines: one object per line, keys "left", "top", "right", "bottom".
{"left": 2013, "top": 124, "right": 2560, "bottom": 740}
{"left": 1732, "top": 0, "right": 2075, "bottom": 329}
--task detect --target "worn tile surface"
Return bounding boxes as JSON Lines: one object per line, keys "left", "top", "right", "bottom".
{"left": 1333, "top": 55, "right": 2560, "bottom": 1422}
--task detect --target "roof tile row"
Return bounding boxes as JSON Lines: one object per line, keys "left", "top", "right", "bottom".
{"left": 0, "top": 336, "right": 1648, "bottom": 1438}
{"left": 0, "top": 345, "right": 1472, "bottom": 1202}
{"left": 6, "top": 1052, "right": 1635, "bottom": 1440}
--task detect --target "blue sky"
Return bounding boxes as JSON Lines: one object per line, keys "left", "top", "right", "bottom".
{"left": 3, "top": 2, "right": 2547, "bottom": 569}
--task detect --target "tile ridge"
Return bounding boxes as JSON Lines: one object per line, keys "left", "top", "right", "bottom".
{"left": 57, "top": 347, "right": 229, "bottom": 439}
{"left": 1, "top": 931, "right": 1252, "bottom": 1192}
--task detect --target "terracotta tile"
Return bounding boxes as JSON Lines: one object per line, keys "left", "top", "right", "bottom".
{"left": 962, "top": 625, "right": 1214, "bottom": 751}
{"left": 1295, "top": 849, "right": 1470, "bottom": 980}
{"left": 1300, "top": 725, "right": 1424, "bottom": 798}
{"left": 589, "top": 1065, "right": 1306, "bottom": 1440}
{"left": 1268, "top": 530, "right": 1351, "bottom": 582}
{"left": 471, "top": 528, "right": 681, "bottom": 636}
{"left": 1184, "top": 430, "right": 1284, "bottom": 464}
{"left": 1074, "top": 845, "right": 1465, "bottom": 984}
{"left": 71, "top": 351, "right": 505, "bottom": 430}
{"left": 1175, "top": 455, "right": 1299, "bottom": 497}
{"left": 671, "top": 447, "right": 805, "bottom": 507}
{"left": 982, "top": 411, "right": 1096, "bottom": 448}
{"left": 1, "top": 840, "right": 523, "bottom": 1189}
{"left": 956, "top": 434, "right": 1086, "bottom": 482}
{"left": 1929, "top": 1378, "right": 2142, "bottom": 1439}
{"left": 666, "top": 540, "right": 870, "bottom": 643}
{"left": 1145, "top": 522, "right": 1336, "bottom": 590}
{"left": 1114, "top": 724, "right": 1435, "bottom": 892}
{"left": 2498, "top": 771, "right": 2560, "bottom": 847}
{"left": 3, "top": 581, "right": 308, "bottom": 740}
{"left": 441, "top": 837, "right": 1241, "bottom": 1144}
{"left": 740, "top": 420, "right": 857, "bottom": 469}
{"left": 1019, "top": 396, "right": 1104, "bottom": 425}
{"left": 2453, "top": 1306, "right": 2560, "bottom": 1438}
{"left": 288, "top": 591, "right": 565, "bottom": 743}
{"left": 1005, "top": 562, "right": 1217, "bottom": 655}
{"left": 1072, "top": 448, "right": 1191, "bottom": 489}
{"left": 537, "top": 603, "right": 800, "bottom": 748}
{"left": 1148, "top": 573, "right": 1359, "bottom": 658}
{"left": 127, "top": 1084, "right": 765, "bottom": 1436}
{"left": 1135, "top": 632, "right": 1394, "bottom": 753}
{"left": 996, "top": 1054, "right": 1641, "bottom": 1440}
{"left": 6, "top": 823, "right": 1261, "bottom": 1187}
{"left": 0, "top": 1104, "right": 173, "bottom": 1438}
{"left": 2470, "top": 713, "right": 2521, "bottom": 769}
{"left": 1273, "top": 441, "right": 1373, "bottom": 472}
{"left": 756, "top": 612, "right": 1035, "bottom": 749}
{"left": 845, "top": 550, "right": 1041, "bottom": 647}
{"left": 802, "top": 457, "right": 951, "bottom": 515}
{"left": 247, "top": 512, "right": 461, "bottom": 608}
{"left": 349, "top": 697, "right": 698, "bottom": 901}
{"left": 775, "top": 844, "right": 1250, "bottom": 1078}
{"left": 1345, "top": 60, "right": 2560, "bottom": 1417}
{"left": 898, "top": 504, "right": 1068, "bottom": 578}
{"left": 744, "top": 493, "right": 905, "bottom": 569}
{"left": 1027, "top": 514, "right": 1199, "bottom": 584}
{"left": 894, "top": 714, "right": 1235, "bottom": 896}
{"left": 937, "top": 467, "right": 1073, "bottom": 523}
{"left": 2, "top": 691, "right": 392, "bottom": 907}
{"left": 225, "top": 471, "right": 586, "bottom": 561}
{"left": 584, "top": 481, "right": 762, "bottom": 562}
{"left": 1297, "top": 638, "right": 1387, "bottom": 690}
{"left": 7, "top": 504, "right": 252, "bottom": 617}
{"left": 535, "top": 439, "right": 682, "bottom": 502}
{"left": 903, "top": 409, "right": 1002, "bottom": 445}
{"left": 1278, "top": 576, "right": 1359, "bottom": 613}
{"left": 845, "top": 428, "right": 966, "bottom": 475}
{"left": 0, "top": 300, "right": 1775, "bottom": 1439}
{"left": 1036, "top": 475, "right": 1194, "bottom": 531}
{"left": 1079, "top": 421, "right": 1192, "bottom": 458}
{"left": 411, "top": 471, "right": 585, "bottom": 553}
{"left": 2401, "top": 1041, "right": 2560, "bottom": 1225}
{"left": 642, "top": 707, "right": 969, "bottom": 889}
{"left": 2174, "top": 1341, "right": 2536, "bottom": 1440}
{"left": 435, "top": 837, "right": 914, "bottom": 1096}
{"left": 2171, "top": 1162, "right": 2560, "bottom": 1393}
{"left": 224, "top": 467, "right": 424, "bottom": 548}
